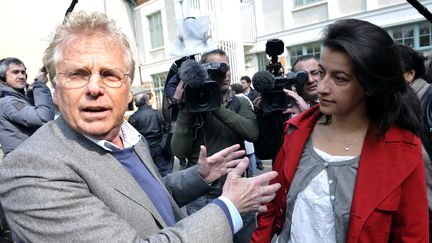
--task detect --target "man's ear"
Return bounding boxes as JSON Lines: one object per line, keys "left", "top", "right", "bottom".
{"left": 128, "top": 91, "right": 133, "bottom": 103}
{"left": 53, "top": 86, "right": 60, "bottom": 106}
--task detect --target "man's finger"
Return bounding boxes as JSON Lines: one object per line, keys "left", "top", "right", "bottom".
{"left": 258, "top": 193, "right": 277, "bottom": 204}
{"left": 230, "top": 157, "right": 249, "bottom": 176}
{"left": 224, "top": 150, "right": 245, "bottom": 161}
{"left": 257, "top": 205, "right": 268, "bottom": 213}
{"left": 260, "top": 183, "right": 281, "bottom": 196}
{"left": 198, "top": 145, "right": 208, "bottom": 163}
{"left": 212, "top": 144, "right": 241, "bottom": 158}
{"left": 251, "top": 171, "right": 278, "bottom": 185}
{"left": 225, "top": 159, "right": 241, "bottom": 168}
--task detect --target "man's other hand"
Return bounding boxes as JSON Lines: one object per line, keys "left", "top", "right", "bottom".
{"left": 221, "top": 157, "right": 280, "bottom": 213}
{"left": 197, "top": 144, "right": 245, "bottom": 183}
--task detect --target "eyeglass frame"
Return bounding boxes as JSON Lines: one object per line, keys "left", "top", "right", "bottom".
{"left": 57, "top": 67, "right": 130, "bottom": 89}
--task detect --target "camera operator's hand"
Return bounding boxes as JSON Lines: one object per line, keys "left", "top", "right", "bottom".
{"left": 174, "top": 80, "right": 185, "bottom": 100}
{"left": 282, "top": 89, "right": 309, "bottom": 115}
{"left": 221, "top": 157, "right": 280, "bottom": 213}
{"left": 197, "top": 144, "right": 245, "bottom": 183}
{"left": 34, "top": 68, "right": 48, "bottom": 84}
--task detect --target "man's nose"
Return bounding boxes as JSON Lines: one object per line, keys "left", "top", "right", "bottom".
{"left": 18, "top": 71, "right": 26, "bottom": 79}
{"left": 307, "top": 72, "right": 315, "bottom": 83}
{"left": 86, "top": 74, "right": 105, "bottom": 96}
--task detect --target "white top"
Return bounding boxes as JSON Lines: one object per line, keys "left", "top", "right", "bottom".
{"left": 285, "top": 148, "right": 355, "bottom": 243}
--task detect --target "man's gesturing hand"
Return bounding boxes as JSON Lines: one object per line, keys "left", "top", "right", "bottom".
{"left": 221, "top": 157, "right": 281, "bottom": 213}
{"left": 197, "top": 144, "right": 245, "bottom": 183}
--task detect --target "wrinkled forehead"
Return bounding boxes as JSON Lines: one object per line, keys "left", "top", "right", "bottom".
{"left": 57, "top": 33, "right": 128, "bottom": 69}
{"left": 7, "top": 63, "right": 26, "bottom": 71}
{"left": 205, "top": 53, "right": 229, "bottom": 65}
{"left": 61, "top": 32, "right": 125, "bottom": 56}
{"left": 295, "top": 59, "right": 319, "bottom": 71}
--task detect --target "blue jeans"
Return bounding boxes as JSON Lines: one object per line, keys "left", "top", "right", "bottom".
{"left": 247, "top": 153, "right": 257, "bottom": 176}
{"left": 187, "top": 196, "right": 257, "bottom": 243}
{"left": 149, "top": 144, "right": 173, "bottom": 177}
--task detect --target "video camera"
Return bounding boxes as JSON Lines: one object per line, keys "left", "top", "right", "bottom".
{"left": 180, "top": 60, "right": 228, "bottom": 113}
{"left": 255, "top": 39, "right": 308, "bottom": 113}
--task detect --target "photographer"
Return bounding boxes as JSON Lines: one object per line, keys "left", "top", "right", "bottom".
{"left": 0, "top": 58, "right": 54, "bottom": 242}
{"left": 171, "top": 49, "right": 259, "bottom": 243}
{"left": 252, "top": 40, "right": 309, "bottom": 161}
{"left": 0, "top": 58, "right": 54, "bottom": 157}
{"left": 284, "top": 55, "right": 320, "bottom": 116}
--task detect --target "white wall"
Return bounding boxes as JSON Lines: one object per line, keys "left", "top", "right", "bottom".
{"left": 0, "top": 0, "right": 137, "bottom": 83}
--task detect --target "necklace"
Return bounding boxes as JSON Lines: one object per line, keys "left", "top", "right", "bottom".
{"left": 330, "top": 124, "right": 364, "bottom": 151}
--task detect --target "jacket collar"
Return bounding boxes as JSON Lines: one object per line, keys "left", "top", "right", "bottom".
{"left": 0, "top": 83, "right": 27, "bottom": 100}
{"left": 53, "top": 116, "right": 174, "bottom": 227}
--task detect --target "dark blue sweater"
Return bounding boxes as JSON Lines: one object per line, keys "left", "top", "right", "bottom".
{"left": 111, "top": 147, "right": 176, "bottom": 226}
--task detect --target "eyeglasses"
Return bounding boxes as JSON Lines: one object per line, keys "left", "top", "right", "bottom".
{"left": 57, "top": 68, "right": 129, "bottom": 89}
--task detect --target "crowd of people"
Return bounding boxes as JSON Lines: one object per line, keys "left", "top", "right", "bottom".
{"left": 0, "top": 10, "right": 431, "bottom": 243}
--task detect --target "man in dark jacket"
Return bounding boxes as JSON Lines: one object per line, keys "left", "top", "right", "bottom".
{"left": 128, "top": 93, "right": 172, "bottom": 176}
{"left": 0, "top": 57, "right": 55, "bottom": 157}
{"left": 0, "top": 57, "right": 54, "bottom": 242}
{"left": 240, "top": 75, "right": 259, "bottom": 103}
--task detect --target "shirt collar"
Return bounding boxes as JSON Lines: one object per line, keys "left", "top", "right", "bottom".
{"left": 84, "top": 120, "right": 142, "bottom": 152}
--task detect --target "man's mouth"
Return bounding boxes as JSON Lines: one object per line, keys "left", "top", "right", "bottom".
{"left": 83, "top": 106, "right": 109, "bottom": 112}
{"left": 81, "top": 106, "right": 111, "bottom": 120}
{"left": 305, "top": 85, "right": 317, "bottom": 92}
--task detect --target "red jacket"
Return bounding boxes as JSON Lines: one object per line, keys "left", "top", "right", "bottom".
{"left": 252, "top": 106, "right": 429, "bottom": 243}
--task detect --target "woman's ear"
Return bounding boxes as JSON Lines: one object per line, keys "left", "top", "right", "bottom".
{"left": 404, "top": 69, "right": 416, "bottom": 83}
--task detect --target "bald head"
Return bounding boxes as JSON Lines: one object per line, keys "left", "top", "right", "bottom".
{"left": 134, "top": 93, "right": 149, "bottom": 107}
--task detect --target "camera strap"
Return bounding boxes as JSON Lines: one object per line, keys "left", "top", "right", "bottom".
{"left": 190, "top": 96, "right": 240, "bottom": 146}
{"left": 192, "top": 113, "right": 204, "bottom": 142}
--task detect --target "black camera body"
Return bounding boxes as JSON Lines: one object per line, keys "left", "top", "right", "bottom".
{"left": 260, "top": 72, "right": 308, "bottom": 113}
{"left": 260, "top": 39, "right": 308, "bottom": 113}
{"left": 184, "top": 62, "right": 228, "bottom": 113}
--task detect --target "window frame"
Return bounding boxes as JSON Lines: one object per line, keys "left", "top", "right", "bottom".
{"left": 287, "top": 42, "right": 321, "bottom": 68}
{"left": 387, "top": 21, "right": 432, "bottom": 52}
{"left": 293, "top": 0, "right": 322, "bottom": 8}
{"left": 147, "top": 11, "right": 164, "bottom": 49}
{"left": 151, "top": 72, "right": 168, "bottom": 110}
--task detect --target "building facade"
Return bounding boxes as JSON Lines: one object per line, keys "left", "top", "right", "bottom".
{"left": 135, "top": 0, "right": 432, "bottom": 109}
{"left": 1, "top": 0, "right": 431, "bottom": 110}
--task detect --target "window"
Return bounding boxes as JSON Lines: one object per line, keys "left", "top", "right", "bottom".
{"left": 257, "top": 52, "right": 269, "bottom": 71}
{"left": 391, "top": 25, "right": 414, "bottom": 47}
{"left": 151, "top": 72, "right": 167, "bottom": 109}
{"left": 386, "top": 21, "right": 432, "bottom": 51}
{"left": 289, "top": 46, "right": 303, "bottom": 65}
{"left": 306, "top": 43, "right": 321, "bottom": 58}
{"left": 148, "top": 12, "right": 164, "bottom": 49}
{"left": 288, "top": 42, "right": 321, "bottom": 67}
{"left": 293, "top": 0, "right": 321, "bottom": 8}
{"left": 419, "top": 22, "right": 432, "bottom": 48}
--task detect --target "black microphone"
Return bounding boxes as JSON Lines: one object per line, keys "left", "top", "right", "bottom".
{"left": 252, "top": 71, "right": 275, "bottom": 93}
{"left": 179, "top": 59, "right": 208, "bottom": 89}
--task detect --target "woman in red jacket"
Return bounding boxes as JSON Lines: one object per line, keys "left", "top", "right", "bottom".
{"left": 252, "top": 19, "right": 429, "bottom": 243}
